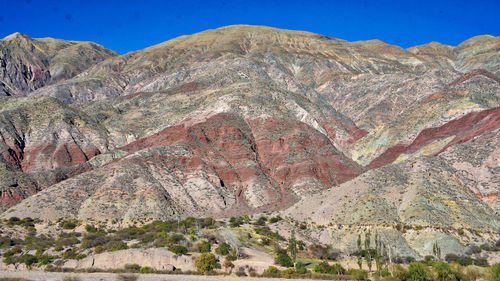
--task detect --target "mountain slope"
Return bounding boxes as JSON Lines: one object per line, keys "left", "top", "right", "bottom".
{"left": 0, "top": 26, "right": 498, "bottom": 247}
{"left": 0, "top": 32, "right": 118, "bottom": 96}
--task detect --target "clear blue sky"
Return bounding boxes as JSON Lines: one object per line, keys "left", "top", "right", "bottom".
{"left": 1, "top": 0, "right": 499, "bottom": 54}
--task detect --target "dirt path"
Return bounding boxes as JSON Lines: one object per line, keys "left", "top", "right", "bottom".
{"left": 0, "top": 270, "right": 348, "bottom": 281}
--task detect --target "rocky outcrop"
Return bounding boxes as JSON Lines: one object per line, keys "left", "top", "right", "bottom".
{"left": 0, "top": 96, "right": 110, "bottom": 211}
{"left": 63, "top": 248, "right": 194, "bottom": 271}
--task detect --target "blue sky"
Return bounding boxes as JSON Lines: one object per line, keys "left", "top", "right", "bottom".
{"left": 1, "top": 0, "right": 499, "bottom": 54}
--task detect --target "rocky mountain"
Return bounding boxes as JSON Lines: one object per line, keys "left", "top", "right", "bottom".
{"left": 0, "top": 26, "right": 498, "bottom": 256}
{"left": 0, "top": 32, "right": 117, "bottom": 97}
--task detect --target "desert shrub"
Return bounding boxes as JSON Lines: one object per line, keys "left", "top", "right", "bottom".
{"left": 215, "top": 243, "right": 231, "bottom": 255}
{"left": 197, "top": 240, "right": 211, "bottom": 253}
{"left": 124, "top": 263, "right": 141, "bottom": 272}
{"left": 167, "top": 233, "right": 185, "bottom": 245}
{"left": 445, "top": 253, "right": 488, "bottom": 267}
{"left": 140, "top": 266, "right": 153, "bottom": 273}
{"left": 346, "top": 269, "right": 369, "bottom": 279}
{"left": 269, "top": 216, "right": 282, "bottom": 223}
{"left": 281, "top": 268, "right": 296, "bottom": 278}
{"left": 275, "top": 248, "right": 293, "bottom": 267}
{"left": 60, "top": 219, "right": 78, "bottom": 229}
{"left": 75, "top": 254, "right": 87, "bottom": 260}
{"left": 169, "top": 244, "right": 188, "bottom": 255}
{"left": 20, "top": 254, "right": 38, "bottom": 267}
{"left": 432, "top": 261, "right": 468, "bottom": 281}
{"left": 264, "top": 265, "right": 280, "bottom": 277}
{"left": 309, "top": 244, "right": 340, "bottom": 260}
{"left": 229, "top": 217, "right": 243, "bottom": 227}
{"left": 106, "top": 241, "right": 128, "bottom": 252}
{"left": 80, "top": 233, "right": 108, "bottom": 249}
{"left": 406, "top": 262, "right": 430, "bottom": 281}
{"left": 37, "top": 254, "right": 58, "bottom": 265}
{"left": 195, "top": 253, "right": 221, "bottom": 274}
{"left": 84, "top": 224, "right": 98, "bottom": 233}
{"left": 255, "top": 216, "right": 267, "bottom": 226}
{"left": 313, "top": 261, "right": 346, "bottom": 275}
{"left": 62, "top": 249, "right": 78, "bottom": 259}
{"left": 491, "top": 263, "right": 500, "bottom": 281}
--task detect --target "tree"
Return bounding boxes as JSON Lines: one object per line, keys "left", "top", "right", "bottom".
{"left": 275, "top": 248, "right": 294, "bottom": 267}
{"left": 169, "top": 244, "right": 188, "bottom": 255}
{"left": 432, "top": 241, "right": 441, "bottom": 260}
{"left": 357, "top": 234, "right": 363, "bottom": 270}
{"left": 365, "top": 231, "right": 373, "bottom": 272}
{"left": 288, "top": 229, "right": 297, "bottom": 265}
{"left": 195, "top": 253, "right": 221, "bottom": 274}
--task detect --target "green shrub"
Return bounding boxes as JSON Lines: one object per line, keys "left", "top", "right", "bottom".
{"left": 169, "top": 244, "right": 188, "bottom": 255}
{"left": 60, "top": 219, "right": 78, "bottom": 229}
{"left": 264, "top": 265, "right": 280, "bottom": 277}
{"left": 215, "top": 243, "right": 231, "bottom": 255}
{"left": 140, "top": 266, "right": 153, "bottom": 273}
{"left": 20, "top": 254, "right": 38, "bottom": 267}
{"left": 37, "top": 254, "right": 57, "bottom": 265}
{"left": 229, "top": 217, "right": 243, "bottom": 227}
{"left": 62, "top": 249, "right": 78, "bottom": 259}
{"left": 491, "top": 263, "right": 500, "bottom": 281}
{"left": 406, "top": 262, "right": 430, "bottom": 281}
{"left": 106, "top": 241, "right": 128, "bottom": 252}
{"left": 197, "top": 240, "right": 211, "bottom": 253}
{"left": 275, "top": 249, "right": 293, "bottom": 267}
{"left": 75, "top": 254, "right": 87, "bottom": 260}
{"left": 85, "top": 224, "right": 98, "bottom": 233}
{"left": 124, "top": 263, "right": 141, "bottom": 272}
{"left": 195, "top": 252, "right": 221, "bottom": 274}
{"left": 346, "top": 268, "right": 369, "bottom": 279}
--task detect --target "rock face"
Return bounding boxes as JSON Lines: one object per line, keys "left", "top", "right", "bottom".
{"left": 63, "top": 248, "right": 194, "bottom": 271}
{"left": 0, "top": 26, "right": 498, "bottom": 242}
{"left": 0, "top": 32, "right": 117, "bottom": 97}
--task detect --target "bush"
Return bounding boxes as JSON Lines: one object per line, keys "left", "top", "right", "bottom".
{"left": 229, "top": 217, "right": 243, "bottom": 227}
{"left": 20, "top": 254, "right": 38, "bottom": 267}
{"left": 432, "top": 261, "right": 467, "bottom": 281}
{"left": 195, "top": 253, "right": 221, "bottom": 274}
{"left": 124, "top": 263, "right": 141, "bottom": 272}
{"left": 313, "top": 261, "right": 345, "bottom": 275}
{"left": 491, "top": 263, "right": 500, "bottom": 281}
{"left": 80, "top": 233, "right": 109, "bottom": 249}
{"left": 140, "top": 266, "right": 153, "bottom": 273}
{"left": 38, "top": 254, "right": 58, "bottom": 265}
{"left": 169, "top": 244, "right": 188, "bottom": 255}
{"left": 215, "top": 243, "right": 231, "bottom": 255}
{"left": 60, "top": 219, "right": 78, "bottom": 229}
{"left": 275, "top": 249, "right": 293, "bottom": 267}
{"left": 406, "top": 262, "right": 430, "bottom": 281}
{"left": 269, "top": 216, "right": 282, "bottom": 223}
{"left": 264, "top": 266, "right": 280, "bottom": 277}
{"left": 346, "top": 269, "right": 369, "bottom": 279}
{"left": 106, "top": 241, "right": 128, "bottom": 252}
{"left": 85, "top": 224, "right": 98, "bottom": 233}
{"left": 197, "top": 240, "right": 211, "bottom": 253}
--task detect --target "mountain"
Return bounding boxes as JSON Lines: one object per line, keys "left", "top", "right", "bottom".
{"left": 0, "top": 32, "right": 118, "bottom": 97}
{"left": 0, "top": 26, "right": 498, "bottom": 256}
